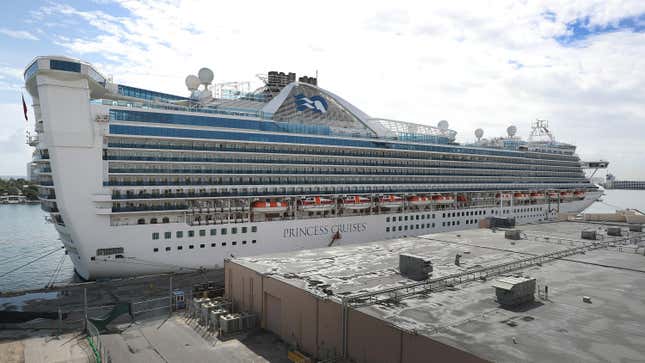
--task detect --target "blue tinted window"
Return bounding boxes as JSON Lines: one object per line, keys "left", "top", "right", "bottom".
{"left": 117, "top": 85, "right": 187, "bottom": 102}
{"left": 24, "top": 62, "right": 39, "bottom": 80}
{"left": 50, "top": 60, "right": 81, "bottom": 73}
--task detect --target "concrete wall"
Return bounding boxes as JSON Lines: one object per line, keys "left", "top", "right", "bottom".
{"left": 225, "top": 260, "right": 488, "bottom": 362}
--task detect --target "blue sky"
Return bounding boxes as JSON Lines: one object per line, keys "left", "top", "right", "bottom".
{"left": 1, "top": 0, "right": 645, "bottom": 179}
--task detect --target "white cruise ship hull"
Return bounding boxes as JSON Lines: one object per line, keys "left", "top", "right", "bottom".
{"left": 66, "top": 193, "right": 598, "bottom": 279}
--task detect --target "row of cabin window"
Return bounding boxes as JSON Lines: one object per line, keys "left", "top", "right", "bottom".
{"left": 152, "top": 226, "right": 257, "bottom": 240}
{"left": 386, "top": 223, "right": 436, "bottom": 232}
{"left": 153, "top": 239, "right": 257, "bottom": 252}
{"left": 385, "top": 210, "right": 486, "bottom": 223}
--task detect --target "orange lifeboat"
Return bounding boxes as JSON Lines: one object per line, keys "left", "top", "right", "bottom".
{"left": 252, "top": 200, "right": 288, "bottom": 214}
{"left": 432, "top": 194, "right": 454, "bottom": 205}
{"left": 456, "top": 195, "right": 468, "bottom": 203}
{"left": 513, "top": 192, "right": 529, "bottom": 201}
{"left": 574, "top": 191, "right": 585, "bottom": 199}
{"left": 378, "top": 195, "right": 404, "bottom": 209}
{"left": 301, "top": 196, "right": 335, "bottom": 212}
{"left": 548, "top": 191, "right": 559, "bottom": 199}
{"left": 530, "top": 192, "right": 545, "bottom": 200}
{"left": 407, "top": 195, "right": 432, "bottom": 207}
{"left": 496, "top": 193, "right": 512, "bottom": 200}
{"left": 560, "top": 191, "right": 574, "bottom": 199}
{"left": 342, "top": 196, "right": 372, "bottom": 210}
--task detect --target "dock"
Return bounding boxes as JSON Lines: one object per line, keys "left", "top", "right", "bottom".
{"left": 1, "top": 216, "right": 644, "bottom": 362}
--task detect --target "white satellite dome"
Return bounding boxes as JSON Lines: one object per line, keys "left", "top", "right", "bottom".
{"left": 185, "top": 75, "right": 200, "bottom": 91}
{"left": 475, "top": 128, "right": 484, "bottom": 140}
{"left": 507, "top": 125, "right": 517, "bottom": 137}
{"left": 437, "top": 120, "right": 450, "bottom": 131}
{"left": 198, "top": 67, "right": 214, "bottom": 84}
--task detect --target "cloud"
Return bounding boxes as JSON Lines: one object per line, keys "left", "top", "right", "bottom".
{"left": 11, "top": 0, "right": 645, "bottom": 179}
{"left": 0, "top": 103, "right": 32, "bottom": 177}
{"left": 0, "top": 28, "right": 39, "bottom": 41}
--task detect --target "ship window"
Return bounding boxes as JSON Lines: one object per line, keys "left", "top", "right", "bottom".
{"left": 137, "top": 218, "right": 145, "bottom": 225}
{"left": 432, "top": 223, "right": 435, "bottom": 227}
{"left": 165, "top": 247, "right": 171, "bottom": 251}
{"left": 242, "top": 227, "right": 247, "bottom": 233}
{"left": 386, "top": 227, "right": 390, "bottom": 232}
{"left": 162, "top": 217, "right": 170, "bottom": 223}
{"left": 50, "top": 59, "right": 81, "bottom": 73}
{"left": 222, "top": 242, "right": 227, "bottom": 246}
{"left": 404, "top": 216, "right": 408, "bottom": 221}
{"left": 199, "top": 230, "right": 206, "bottom": 236}
{"left": 154, "top": 248, "right": 159, "bottom": 252}
{"left": 176, "top": 231, "right": 183, "bottom": 238}
{"left": 211, "top": 243, "right": 216, "bottom": 247}
{"left": 232, "top": 241, "right": 237, "bottom": 246}
{"left": 232, "top": 228, "right": 237, "bottom": 234}
{"left": 252, "top": 240, "right": 256, "bottom": 244}
{"left": 200, "top": 244, "right": 205, "bottom": 248}
{"left": 251, "top": 226, "right": 257, "bottom": 232}
{"left": 188, "top": 230, "right": 195, "bottom": 237}
{"left": 150, "top": 218, "right": 158, "bottom": 224}
{"left": 189, "top": 245, "right": 194, "bottom": 249}
{"left": 178, "top": 245, "right": 183, "bottom": 250}
{"left": 152, "top": 232, "right": 159, "bottom": 240}
{"left": 96, "top": 247, "right": 124, "bottom": 256}
{"left": 398, "top": 226, "right": 402, "bottom": 231}
{"left": 242, "top": 240, "right": 247, "bottom": 245}
{"left": 221, "top": 228, "right": 227, "bottom": 235}
{"left": 210, "top": 229, "right": 217, "bottom": 236}
{"left": 91, "top": 256, "right": 96, "bottom": 261}
{"left": 386, "top": 217, "right": 390, "bottom": 222}
{"left": 164, "top": 232, "right": 171, "bottom": 239}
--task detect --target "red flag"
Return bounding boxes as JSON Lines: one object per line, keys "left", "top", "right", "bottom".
{"left": 22, "top": 94, "right": 28, "bottom": 122}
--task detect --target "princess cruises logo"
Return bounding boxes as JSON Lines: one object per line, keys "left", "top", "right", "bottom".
{"left": 294, "top": 94, "right": 328, "bottom": 114}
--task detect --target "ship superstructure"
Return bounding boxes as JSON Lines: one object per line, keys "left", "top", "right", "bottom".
{"left": 24, "top": 56, "right": 601, "bottom": 279}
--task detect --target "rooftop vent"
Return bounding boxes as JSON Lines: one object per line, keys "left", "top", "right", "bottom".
{"left": 629, "top": 224, "right": 643, "bottom": 232}
{"left": 399, "top": 254, "right": 433, "bottom": 281}
{"left": 490, "top": 217, "right": 516, "bottom": 229}
{"left": 607, "top": 227, "right": 622, "bottom": 236}
{"left": 505, "top": 230, "right": 522, "bottom": 240}
{"left": 492, "top": 277, "right": 536, "bottom": 307}
{"left": 581, "top": 230, "right": 597, "bottom": 240}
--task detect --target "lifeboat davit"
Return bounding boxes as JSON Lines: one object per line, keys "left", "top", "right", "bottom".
{"left": 548, "top": 192, "right": 559, "bottom": 199}
{"left": 513, "top": 192, "right": 529, "bottom": 201}
{"left": 342, "top": 196, "right": 372, "bottom": 210}
{"left": 407, "top": 195, "right": 432, "bottom": 207}
{"left": 302, "top": 196, "right": 335, "bottom": 212}
{"left": 530, "top": 192, "right": 545, "bottom": 200}
{"left": 574, "top": 191, "right": 586, "bottom": 199}
{"left": 432, "top": 194, "right": 454, "bottom": 205}
{"left": 378, "top": 195, "right": 404, "bottom": 209}
{"left": 252, "top": 200, "right": 288, "bottom": 214}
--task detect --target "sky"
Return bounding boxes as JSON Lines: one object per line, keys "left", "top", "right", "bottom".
{"left": 0, "top": 0, "right": 644, "bottom": 179}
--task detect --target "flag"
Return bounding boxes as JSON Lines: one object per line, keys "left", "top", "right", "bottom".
{"left": 22, "top": 94, "right": 28, "bottom": 122}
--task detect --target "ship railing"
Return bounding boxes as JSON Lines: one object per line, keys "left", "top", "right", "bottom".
{"left": 105, "top": 142, "right": 582, "bottom": 168}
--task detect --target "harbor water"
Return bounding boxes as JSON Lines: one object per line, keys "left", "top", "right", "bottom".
{"left": 1, "top": 189, "right": 644, "bottom": 292}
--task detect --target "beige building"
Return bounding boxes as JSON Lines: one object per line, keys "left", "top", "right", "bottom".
{"left": 225, "top": 221, "right": 645, "bottom": 363}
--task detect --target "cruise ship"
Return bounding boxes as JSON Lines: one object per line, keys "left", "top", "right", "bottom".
{"left": 24, "top": 56, "right": 602, "bottom": 279}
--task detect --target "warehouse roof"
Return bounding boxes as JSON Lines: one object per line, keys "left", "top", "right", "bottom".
{"left": 232, "top": 221, "right": 645, "bottom": 362}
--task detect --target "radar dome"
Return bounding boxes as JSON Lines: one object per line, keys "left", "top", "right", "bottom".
{"left": 507, "top": 125, "right": 517, "bottom": 137}
{"left": 437, "top": 120, "right": 450, "bottom": 131}
{"left": 198, "top": 67, "right": 214, "bottom": 84}
{"left": 185, "top": 75, "right": 200, "bottom": 91}
{"left": 475, "top": 128, "right": 484, "bottom": 140}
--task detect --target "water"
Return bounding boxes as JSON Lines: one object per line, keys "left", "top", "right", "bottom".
{"left": 0, "top": 204, "right": 75, "bottom": 292}
{"left": 1, "top": 189, "right": 644, "bottom": 292}
{"left": 582, "top": 189, "right": 645, "bottom": 214}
